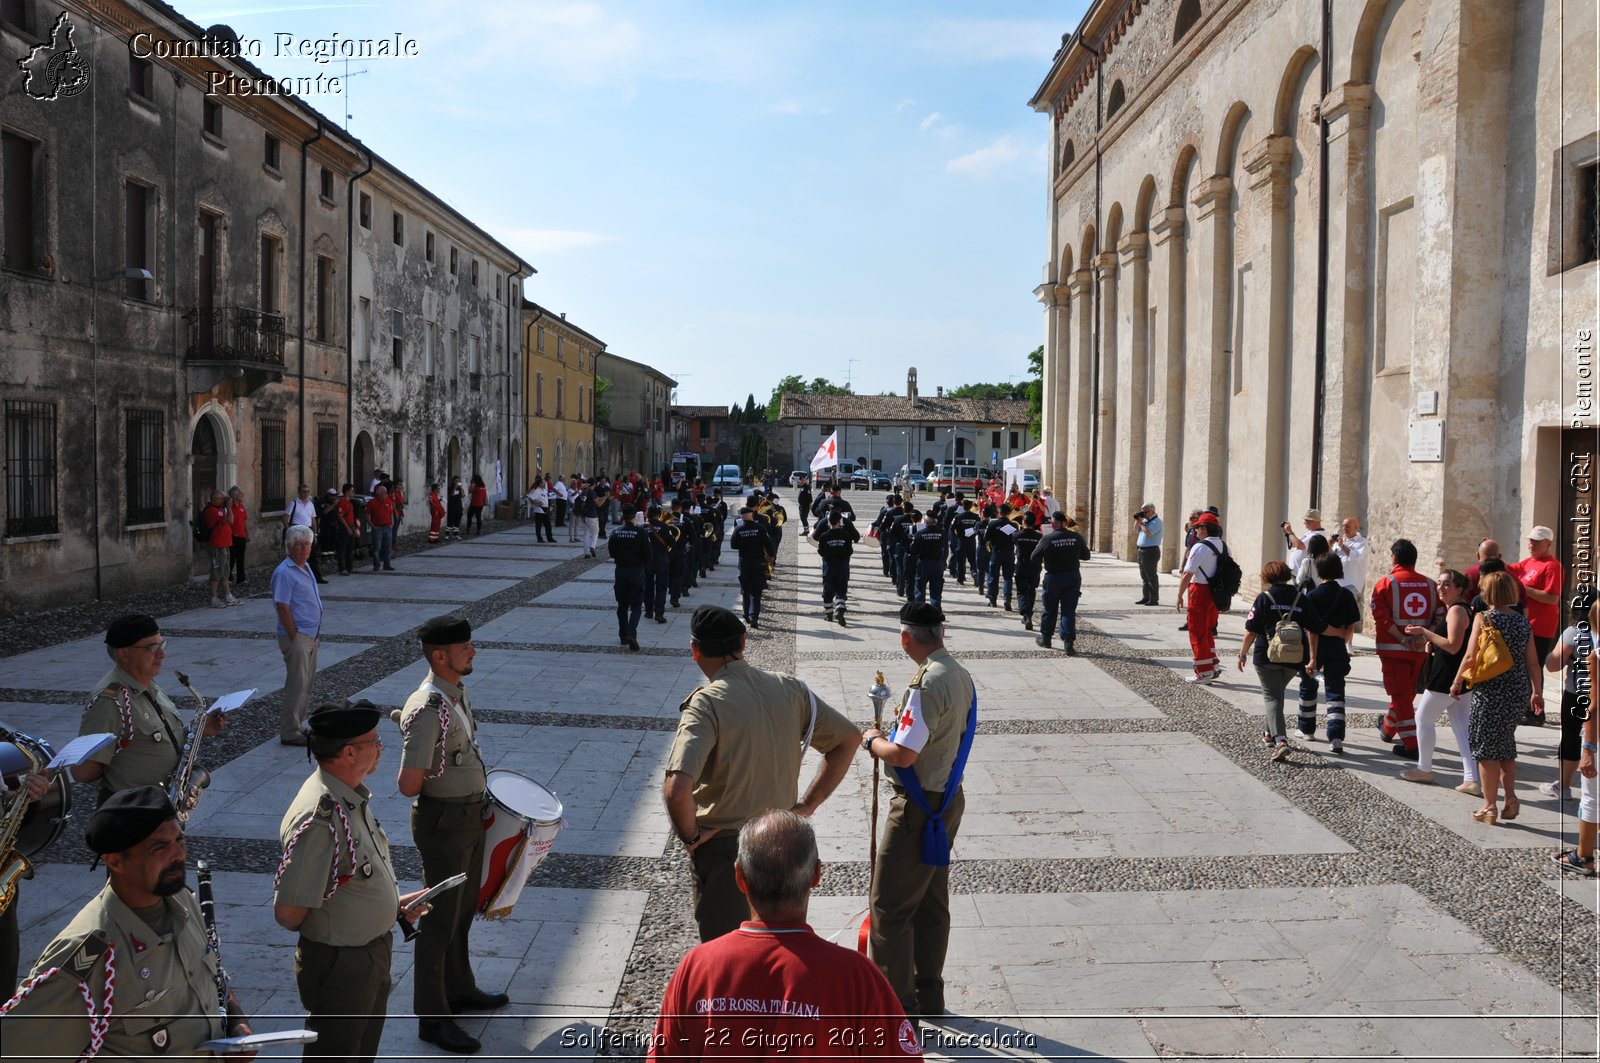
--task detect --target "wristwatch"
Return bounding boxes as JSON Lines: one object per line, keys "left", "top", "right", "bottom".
{"left": 861, "top": 734, "right": 875, "bottom": 755}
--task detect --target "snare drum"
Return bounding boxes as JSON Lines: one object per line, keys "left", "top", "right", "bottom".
{"left": 0, "top": 731, "right": 70, "bottom": 857}
{"left": 478, "top": 770, "right": 563, "bottom": 919}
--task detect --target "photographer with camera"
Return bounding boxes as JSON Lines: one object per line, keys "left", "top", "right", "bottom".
{"left": 1134, "top": 503, "right": 1162, "bottom": 606}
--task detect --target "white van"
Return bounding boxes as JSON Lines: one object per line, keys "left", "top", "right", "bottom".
{"left": 710, "top": 465, "right": 743, "bottom": 490}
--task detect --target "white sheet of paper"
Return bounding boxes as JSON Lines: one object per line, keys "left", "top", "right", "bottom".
{"left": 200, "top": 1030, "right": 318, "bottom": 1052}
{"left": 205, "top": 689, "right": 257, "bottom": 714}
{"left": 44, "top": 733, "right": 117, "bottom": 771}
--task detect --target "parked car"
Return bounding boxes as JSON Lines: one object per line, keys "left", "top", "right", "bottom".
{"left": 710, "top": 464, "right": 743, "bottom": 490}
{"left": 908, "top": 473, "right": 927, "bottom": 489}
{"left": 789, "top": 471, "right": 808, "bottom": 487}
{"left": 851, "top": 469, "right": 891, "bottom": 490}
{"left": 1022, "top": 472, "right": 1040, "bottom": 491}
{"left": 926, "top": 463, "right": 995, "bottom": 493}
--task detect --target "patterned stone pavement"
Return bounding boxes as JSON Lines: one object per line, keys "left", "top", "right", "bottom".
{"left": 3, "top": 498, "right": 1596, "bottom": 1060}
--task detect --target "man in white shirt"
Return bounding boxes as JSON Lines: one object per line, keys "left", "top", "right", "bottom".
{"left": 283, "top": 483, "right": 328, "bottom": 583}
{"left": 553, "top": 477, "right": 573, "bottom": 537}
{"left": 1332, "top": 515, "right": 1367, "bottom": 594}
{"left": 1283, "top": 508, "right": 1328, "bottom": 579}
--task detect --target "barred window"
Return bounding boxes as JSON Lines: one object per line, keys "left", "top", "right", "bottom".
{"left": 4, "top": 399, "right": 57, "bottom": 536}
{"left": 125, "top": 409, "right": 163, "bottom": 525}
{"left": 260, "top": 419, "right": 286, "bottom": 511}
{"left": 316, "top": 425, "right": 338, "bottom": 494}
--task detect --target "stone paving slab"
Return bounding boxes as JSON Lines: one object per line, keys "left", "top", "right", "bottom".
{"left": 349, "top": 651, "right": 705, "bottom": 720}
{"left": 159, "top": 597, "right": 447, "bottom": 639}
{"left": 0, "top": 635, "right": 372, "bottom": 698}
{"left": 383, "top": 555, "right": 561, "bottom": 579}
{"left": 312, "top": 572, "right": 520, "bottom": 601}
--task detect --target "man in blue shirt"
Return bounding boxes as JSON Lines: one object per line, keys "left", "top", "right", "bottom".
{"left": 1135, "top": 503, "right": 1163, "bottom": 606}
{"left": 272, "top": 525, "right": 324, "bottom": 745}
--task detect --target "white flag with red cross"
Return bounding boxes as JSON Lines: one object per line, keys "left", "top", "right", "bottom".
{"left": 809, "top": 430, "right": 840, "bottom": 473}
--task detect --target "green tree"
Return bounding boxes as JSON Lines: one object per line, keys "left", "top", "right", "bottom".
{"left": 743, "top": 393, "right": 760, "bottom": 422}
{"left": 728, "top": 402, "right": 743, "bottom": 423}
{"left": 593, "top": 375, "right": 613, "bottom": 426}
{"left": 738, "top": 432, "right": 768, "bottom": 475}
{"left": 764, "top": 374, "right": 849, "bottom": 422}
{"left": 1025, "top": 345, "right": 1043, "bottom": 434}
{"left": 948, "top": 382, "right": 1028, "bottom": 401}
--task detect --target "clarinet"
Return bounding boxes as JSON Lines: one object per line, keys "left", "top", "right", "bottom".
{"left": 195, "top": 860, "right": 230, "bottom": 1019}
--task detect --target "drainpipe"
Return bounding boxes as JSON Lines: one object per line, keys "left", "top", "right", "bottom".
{"left": 1084, "top": 39, "right": 1104, "bottom": 534}
{"left": 345, "top": 148, "right": 374, "bottom": 483}
{"left": 1309, "top": 0, "right": 1332, "bottom": 508}
{"left": 297, "top": 120, "right": 325, "bottom": 491}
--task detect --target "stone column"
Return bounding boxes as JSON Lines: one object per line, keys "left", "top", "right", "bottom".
{"left": 1092, "top": 251, "right": 1119, "bottom": 553}
{"left": 1033, "top": 280, "right": 1060, "bottom": 489}
{"left": 1187, "top": 175, "right": 1233, "bottom": 517}
{"left": 1318, "top": 83, "right": 1372, "bottom": 533}
{"left": 1241, "top": 133, "right": 1296, "bottom": 573}
{"left": 1051, "top": 283, "right": 1071, "bottom": 495}
{"left": 1114, "top": 232, "right": 1150, "bottom": 559}
{"left": 1067, "top": 269, "right": 1094, "bottom": 527}
{"left": 1149, "top": 207, "right": 1186, "bottom": 573}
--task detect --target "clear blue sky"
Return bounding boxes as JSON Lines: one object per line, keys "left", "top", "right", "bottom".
{"left": 183, "top": 0, "right": 1090, "bottom": 407}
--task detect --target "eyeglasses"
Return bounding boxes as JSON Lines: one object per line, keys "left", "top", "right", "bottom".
{"left": 130, "top": 640, "right": 167, "bottom": 654}
{"left": 347, "top": 736, "right": 383, "bottom": 750}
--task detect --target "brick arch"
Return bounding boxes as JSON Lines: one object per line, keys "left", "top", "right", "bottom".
{"left": 1351, "top": 0, "right": 1411, "bottom": 84}
{"left": 1133, "top": 174, "right": 1160, "bottom": 232}
{"left": 1169, "top": 140, "right": 1201, "bottom": 208}
{"left": 1274, "top": 45, "right": 1321, "bottom": 137}
{"left": 1214, "top": 101, "right": 1252, "bottom": 177}
{"left": 1105, "top": 202, "right": 1125, "bottom": 251}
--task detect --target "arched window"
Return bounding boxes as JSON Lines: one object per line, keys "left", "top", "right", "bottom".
{"left": 1106, "top": 80, "right": 1127, "bottom": 120}
{"left": 1173, "top": 0, "right": 1201, "bottom": 43}
{"left": 1061, "top": 139, "right": 1076, "bottom": 172}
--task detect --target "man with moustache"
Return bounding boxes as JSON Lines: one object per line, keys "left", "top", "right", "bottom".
{"left": 1, "top": 787, "right": 254, "bottom": 1057}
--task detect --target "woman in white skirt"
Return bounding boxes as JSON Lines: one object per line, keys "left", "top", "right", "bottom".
{"left": 1400, "top": 570, "right": 1479, "bottom": 793}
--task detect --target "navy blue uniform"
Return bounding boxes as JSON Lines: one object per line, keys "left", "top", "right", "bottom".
{"left": 1032, "top": 527, "right": 1091, "bottom": 648}
{"left": 645, "top": 520, "right": 676, "bottom": 620}
{"left": 911, "top": 522, "right": 948, "bottom": 607}
{"left": 984, "top": 517, "right": 1020, "bottom": 607}
{"left": 1015, "top": 526, "right": 1044, "bottom": 627}
{"left": 948, "top": 510, "right": 980, "bottom": 582}
{"left": 607, "top": 523, "right": 652, "bottom": 644}
{"left": 730, "top": 520, "right": 770, "bottom": 623}
{"left": 814, "top": 521, "right": 861, "bottom": 622}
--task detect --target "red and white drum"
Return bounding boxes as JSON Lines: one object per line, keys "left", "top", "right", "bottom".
{"left": 478, "top": 770, "right": 563, "bottom": 919}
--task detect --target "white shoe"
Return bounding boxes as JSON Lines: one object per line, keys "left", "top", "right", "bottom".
{"left": 224, "top": 595, "right": 240, "bottom": 606}
{"left": 1293, "top": 730, "right": 1315, "bottom": 742}
{"left": 1330, "top": 741, "right": 1344, "bottom": 754}
{"left": 1538, "top": 781, "right": 1569, "bottom": 798}
{"left": 210, "top": 598, "right": 226, "bottom": 609}
{"left": 1185, "top": 672, "right": 1214, "bottom": 684}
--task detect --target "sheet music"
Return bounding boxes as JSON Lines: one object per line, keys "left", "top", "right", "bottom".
{"left": 205, "top": 689, "right": 257, "bottom": 714}
{"left": 44, "top": 733, "right": 116, "bottom": 771}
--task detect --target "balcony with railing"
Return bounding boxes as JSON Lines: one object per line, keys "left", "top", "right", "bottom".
{"left": 184, "top": 307, "right": 287, "bottom": 394}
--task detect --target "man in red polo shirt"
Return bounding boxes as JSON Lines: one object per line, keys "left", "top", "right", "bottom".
{"left": 1511, "top": 525, "right": 1564, "bottom": 721}
{"left": 202, "top": 489, "right": 238, "bottom": 608}
{"left": 1371, "top": 538, "right": 1438, "bottom": 758}
{"left": 366, "top": 483, "right": 396, "bottom": 572}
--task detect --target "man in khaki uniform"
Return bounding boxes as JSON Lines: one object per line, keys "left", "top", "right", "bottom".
{"left": 274, "top": 700, "right": 424, "bottom": 1062}
{"left": 860, "top": 602, "right": 977, "bottom": 1020}
{"left": 663, "top": 605, "right": 858, "bottom": 941}
{"left": 396, "top": 615, "right": 506, "bottom": 1055}
{"left": 71, "top": 614, "right": 223, "bottom": 803}
{"left": 0, "top": 787, "right": 253, "bottom": 1058}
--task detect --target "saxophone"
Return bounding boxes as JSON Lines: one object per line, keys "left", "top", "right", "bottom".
{"left": 167, "top": 671, "right": 213, "bottom": 823}
{"left": 0, "top": 729, "right": 44, "bottom": 917}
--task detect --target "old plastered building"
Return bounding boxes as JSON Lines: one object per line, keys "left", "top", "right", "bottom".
{"left": 520, "top": 299, "right": 601, "bottom": 481}
{"left": 0, "top": 0, "right": 530, "bottom": 614}
{"left": 595, "top": 351, "right": 674, "bottom": 478}
{"left": 1031, "top": 0, "right": 1597, "bottom": 604}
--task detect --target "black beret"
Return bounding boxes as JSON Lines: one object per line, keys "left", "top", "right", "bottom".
{"left": 899, "top": 601, "right": 944, "bottom": 627}
{"left": 308, "top": 699, "right": 381, "bottom": 739}
{"left": 690, "top": 605, "right": 745, "bottom": 654}
{"left": 86, "top": 785, "right": 175, "bottom": 854}
{"left": 418, "top": 614, "right": 472, "bottom": 646}
{"left": 105, "top": 614, "right": 159, "bottom": 649}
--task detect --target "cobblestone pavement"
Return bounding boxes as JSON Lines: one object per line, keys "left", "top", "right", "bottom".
{"left": 4, "top": 500, "right": 1596, "bottom": 1061}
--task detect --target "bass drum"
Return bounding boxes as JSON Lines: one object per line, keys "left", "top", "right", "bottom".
{"left": 0, "top": 732, "right": 70, "bottom": 857}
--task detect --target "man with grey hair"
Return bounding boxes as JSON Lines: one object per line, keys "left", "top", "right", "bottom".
{"left": 649, "top": 810, "right": 922, "bottom": 1060}
{"left": 860, "top": 601, "right": 977, "bottom": 1023}
{"left": 272, "top": 524, "right": 323, "bottom": 745}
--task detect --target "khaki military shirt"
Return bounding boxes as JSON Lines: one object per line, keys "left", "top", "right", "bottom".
{"left": 666, "top": 660, "right": 856, "bottom": 831}
{"left": 79, "top": 667, "right": 185, "bottom": 797}
{"left": 397, "top": 671, "right": 488, "bottom": 800}
{"left": 1, "top": 883, "right": 226, "bottom": 1060}
{"left": 274, "top": 769, "right": 400, "bottom": 947}
{"left": 889, "top": 648, "right": 975, "bottom": 793}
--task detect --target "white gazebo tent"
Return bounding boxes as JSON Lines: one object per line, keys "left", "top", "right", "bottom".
{"left": 1002, "top": 444, "right": 1042, "bottom": 493}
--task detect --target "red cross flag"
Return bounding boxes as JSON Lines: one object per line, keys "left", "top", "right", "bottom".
{"left": 809, "top": 430, "right": 840, "bottom": 473}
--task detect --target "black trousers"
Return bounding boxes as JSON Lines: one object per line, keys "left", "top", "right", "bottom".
{"left": 1138, "top": 545, "right": 1161, "bottom": 603}
{"left": 229, "top": 538, "right": 248, "bottom": 583}
{"left": 410, "top": 795, "right": 486, "bottom": 1019}
{"left": 690, "top": 831, "right": 747, "bottom": 942}
{"left": 615, "top": 567, "right": 645, "bottom": 638}
{"left": 297, "top": 932, "right": 392, "bottom": 1063}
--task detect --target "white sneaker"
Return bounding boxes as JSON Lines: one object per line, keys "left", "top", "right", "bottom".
{"left": 1185, "top": 671, "right": 1218, "bottom": 684}
{"left": 1538, "top": 781, "right": 1569, "bottom": 798}
{"left": 224, "top": 595, "right": 240, "bottom": 606}
{"left": 1293, "top": 730, "right": 1315, "bottom": 742}
{"left": 210, "top": 597, "right": 226, "bottom": 609}
{"left": 1330, "top": 741, "right": 1344, "bottom": 754}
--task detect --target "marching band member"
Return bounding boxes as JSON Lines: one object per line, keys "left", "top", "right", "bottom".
{"left": 0, "top": 744, "right": 55, "bottom": 995}
{"left": 2, "top": 787, "right": 254, "bottom": 1059}
{"left": 396, "top": 616, "right": 507, "bottom": 1054}
{"left": 275, "top": 701, "right": 424, "bottom": 1062}
{"left": 73, "top": 615, "right": 223, "bottom": 805}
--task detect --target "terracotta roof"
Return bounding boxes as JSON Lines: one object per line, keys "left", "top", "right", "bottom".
{"left": 777, "top": 392, "right": 1031, "bottom": 425}
{"left": 672, "top": 405, "right": 731, "bottom": 419}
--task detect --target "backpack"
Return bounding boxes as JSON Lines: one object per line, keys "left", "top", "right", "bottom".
{"left": 191, "top": 515, "right": 208, "bottom": 543}
{"left": 1199, "top": 539, "right": 1242, "bottom": 611}
{"left": 1266, "top": 587, "right": 1308, "bottom": 665}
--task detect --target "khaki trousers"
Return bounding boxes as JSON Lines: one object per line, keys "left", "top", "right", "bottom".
{"left": 689, "top": 831, "right": 748, "bottom": 942}
{"left": 277, "top": 633, "right": 319, "bottom": 741}
{"left": 296, "top": 932, "right": 392, "bottom": 1062}
{"left": 869, "top": 787, "right": 965, "bottom": 1018}
{"left": 411, "top": 795, "right": 487, "bottom": 1018}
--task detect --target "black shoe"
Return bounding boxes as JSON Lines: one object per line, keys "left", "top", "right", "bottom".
{"left": 383, "top": 564, "right": 394, "bottom": 571}
{"left": 1146, "top": 600, "right": 1160, "bottom": 606}
{"left": 670, "top": 597, "right": 680, "bottom": 608}
{"left": 315, "top": 578, "right": 329, "bottom": 584}
{"left": 1392, "top": 745, "right": 1419, "bottom": 761}
{"left": 838, "top": 615, "right": 847, "bottom": 628}
{"left": 627, "top": 637, "right": 640, "bottom": 652}
{"left": 1178, "top": 623, "right": 1188, "bottom": 631}
{"left": 750, "top": 617, "right": 760, "bottom": 628}
{"left": 1023, "top": 616, "right": 1033, "bottom": 631}
{"left": 1004, "top": 600, "right": 1012, "bottom": 612}
{"left": 418, "top": 1018, "right": 481, "bottom": 1054}
{"left": 1064, "top": 642, "right": 1077, "bottom": 656}
{"left": 449, "top": 989, "right": 510, "bottom": 1012}
{"left": 987, "top": 598, "right": 997, "bottom": 608}
{"left": 1036, "top": 635, "right": 1051, "bottom": 648}
{"left": 1135, "top": 598, "right": 1149, "bottom": 606}
{"left": 654, "top": 613, "right": 667, "bottom": 624}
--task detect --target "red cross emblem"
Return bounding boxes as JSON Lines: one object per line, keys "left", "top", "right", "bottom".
{"left": 898, "top": 707, "right": 915, "bottom": 731}
{"left": 1402, "top": 591, "right": 1428, "bottom": 617}
{"left": 824, "top": 437, "right": 836, "bottom": 459}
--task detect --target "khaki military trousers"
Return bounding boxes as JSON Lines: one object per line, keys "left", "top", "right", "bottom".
{"left": 868, "top": 787, "right": 965, "bottom": 1018}
{"left": 296, "top": 931, "right": 392, "bottom": 1063}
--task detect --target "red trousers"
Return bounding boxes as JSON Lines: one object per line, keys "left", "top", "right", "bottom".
{"left": 1186, "top": 588, "right": 1219, "bottom": 676}
{"left": 1379, "top": 652, "right": 1425, "bottom": 750}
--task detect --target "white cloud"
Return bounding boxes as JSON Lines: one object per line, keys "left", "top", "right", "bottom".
{"left": 497, "top": 227, "right": 618, "bottom": 257}
{"left": 946, "top": 135, "right": 1030, "bottom": 179}
{"left": 919, "top": 111, "right": 943, "bottom": 131}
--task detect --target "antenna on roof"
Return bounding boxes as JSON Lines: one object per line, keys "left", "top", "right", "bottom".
{"left": 341, "top": 59, "right": 369, "bottom": 130}
{"left": 846, "top": 358, "right": 859, "bottom": 393}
